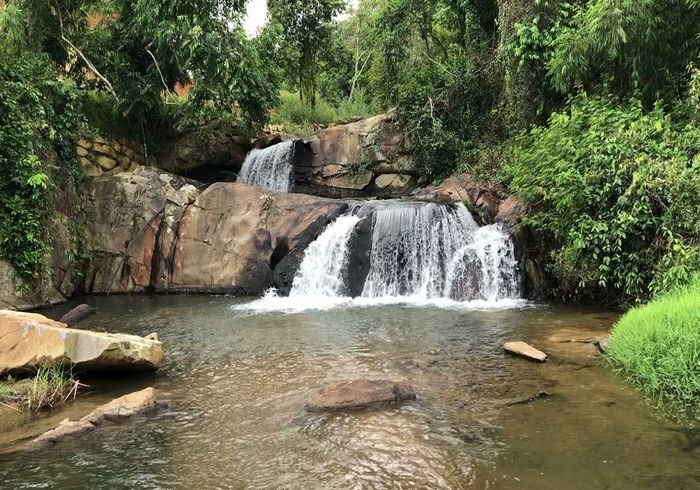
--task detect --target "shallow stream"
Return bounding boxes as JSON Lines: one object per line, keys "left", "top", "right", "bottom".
{"left": 1, "top": 296, "right": 699, "bottom": 489}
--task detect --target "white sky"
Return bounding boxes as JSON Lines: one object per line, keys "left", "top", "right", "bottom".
{"left": 244, "top": 0, "right": 359, "bottom": 36}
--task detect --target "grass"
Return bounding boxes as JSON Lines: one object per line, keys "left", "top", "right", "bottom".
{"left": 607, "top": 278, "right": 700, "bottom": 412}
{"left": 0, "top": 366, "right": 83, "bottom": 413}
{"left": 269, "top": 91, "right": 374, "bottom": 136}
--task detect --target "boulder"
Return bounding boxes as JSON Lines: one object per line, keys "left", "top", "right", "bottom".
{"left": 503, "top": 341, "right": 548, "bottom": 363}
{"left": 306, "top": 379, "right": 416, "bottom": 412}
{"left": 296, "top": 113, "right": 417, "bottom": 198}
{"left": 59, "top": 304, "right": 97, "bottom": 326}
{"left": 412, "top": 173, "right": 502, "bottom": 224}
{"left": 0, "top": 310, "right": 164, "bottom": 375}
{"left": 495, "top": 196, "right": 529, "bottom": 224}
{"left": 19, "top": 387, "right": 166, "bottom": 452}
{"left": 252, "top": 133, "right": 283, "bottom": 149}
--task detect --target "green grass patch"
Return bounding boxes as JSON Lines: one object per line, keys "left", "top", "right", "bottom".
{"left": 607, "top": 278, "right": 700, "bottom": 413}
{"left": 269, "top": 91, "right": 372, "bottom": 136}
{"left": 0, "top": 366, "right": 83, "bottom": 413}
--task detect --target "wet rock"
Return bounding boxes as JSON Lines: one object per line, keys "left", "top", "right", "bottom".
{"left": 503, "top": 341, "right": 548, "bottom": 362}
{"left": 412, "top": 173, "right": 502, "bottom": 225}
{"left": 306, "top": 379, "right": 416, "bottom": 411}
{"left": 595, "top": 336, "right": 611, "bottom": 354}
{"left": 0, "top": 311, "right": 164, "bottom": 375}
{"left": 505, "top": 391, "right": 550, "bottom": 406}
{"left": 18, "top": 388, "right": 167, "bottom": 452}
{"left": 59, "top": 304, "right": 96, "bottom": 326}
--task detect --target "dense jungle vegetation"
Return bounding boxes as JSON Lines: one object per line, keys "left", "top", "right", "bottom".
{"left": 1, "top": 0, "right": 699, "bottom": 309}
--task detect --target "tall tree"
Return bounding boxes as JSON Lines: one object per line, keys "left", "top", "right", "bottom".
{"left": 268, "top": 0, "right": 346, "bottom": 108}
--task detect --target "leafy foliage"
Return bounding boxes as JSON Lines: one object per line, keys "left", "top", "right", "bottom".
{"left": 607, "top": 277, "right": 700, "bottom": 414}
{"left": 0, "top": 41, "right": 83, "bottom": 288}
{"left": 267, "top": 0, "right": 346, "bottom": 108}
{"left": 549, "top": 0, "right": 700, "bottom": 103}
{"left": 506, "top": 94, "right": 700, "bottom": 303}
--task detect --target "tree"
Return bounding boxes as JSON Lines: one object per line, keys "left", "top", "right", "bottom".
{"left": 268, "top": 0, "right": 346, "bottom": 108}
{"left": 2, "top": 0, "right": 280, "bottom": 129}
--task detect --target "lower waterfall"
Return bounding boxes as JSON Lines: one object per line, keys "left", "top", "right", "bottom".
{"left": 238, "top": 141, "right": 295, "bottom": 192}
{"left": 241, "top": 200, "right": 524, "bottom": 312}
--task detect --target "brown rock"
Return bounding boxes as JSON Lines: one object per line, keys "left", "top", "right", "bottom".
{"left": 253, "top": 133, "right": 283, "bottom": 149}
{"left": 94, "top": 143, "right": 118, "bottom": 159}
{"left": 84, "top": 165, "right": 103, "bottom": 177}
{"left": 503, "top": 341, "right": 548, "bottom": 362}
{"left": 82, "top": 167, "right": 199, "bottom": 293}
{"left": 117, "top": 155, "right": 131, "bottom": 168}
{"left": 19, "top": 388, "right": 165, "bottom": 452}
{"left": 95, "top": 155, "right": 117, "bottom": 171}
{"left": 0, "top": 310, "right": 164, "bottom": 375}
{"left": 495, "top": 196, "right": 529, "bottom": 223}
{"left": 59, "top": 304, "right": 96, "bottom": 326}
{"left": 160, "top": 183, "right": 346, "bottom": 294}
{"left": 306, "top": 379, "right": 416, "bottom": 411}
{"left": 76, "top": 146, "right": 89, "bottom": 157}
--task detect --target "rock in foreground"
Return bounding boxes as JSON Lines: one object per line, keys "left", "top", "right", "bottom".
{"left": 503, "top": 341, "right": 548, "bottom": 362}
{"left": 0, "top": 310, "right": 163, "bottom": 375}
{"left": 306, "top": 379, "right": 416, "bottom": 412}
{"left": 19, "top": 387, "right": 166, "bottom": 452}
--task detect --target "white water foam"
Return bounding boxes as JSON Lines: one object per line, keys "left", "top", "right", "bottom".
{"left": 236, "top": 200, "right": 526, "bottom": 314}
{"left": 238, "top": 141, "right": 295, "bottom": 192}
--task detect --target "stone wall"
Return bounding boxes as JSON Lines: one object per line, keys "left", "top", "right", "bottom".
{"left": 77, "top": 135, "right": 150, "bottom": 177}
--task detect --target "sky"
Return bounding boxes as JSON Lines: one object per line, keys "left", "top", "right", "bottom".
{"left": 243, "top": 0, "right": 359, "bottom": 37}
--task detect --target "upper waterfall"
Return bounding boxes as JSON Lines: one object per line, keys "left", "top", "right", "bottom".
{"left": 238, "top": 141, "right": 295, "bottom": 192}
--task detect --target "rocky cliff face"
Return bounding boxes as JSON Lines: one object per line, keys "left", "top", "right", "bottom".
{"left": 292, "top": 113, "right": 418, "bottom": 198}
{"left": 81, "top": 168, "right": 346, "bottom": 296}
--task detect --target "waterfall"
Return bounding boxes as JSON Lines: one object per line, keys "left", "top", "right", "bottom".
{"left": 239, "top": 200, "right": 523, "bottom": 312}
{"left": 238, "top": 141, "right": 295, "bottom": 192}
{"left": 290, "top": 215, "right": 361, "bottom": 297}
{"left": 360, "top": 202, "right": 480, "bottom": 299}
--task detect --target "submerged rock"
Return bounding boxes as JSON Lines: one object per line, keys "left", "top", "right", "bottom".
{"left": 59, "top": 304, "right": 96, "bottom": 326}
{"left": 18, "top": 387, "right": 166, "bottom": 452}
{"left": 503, "top": 341, "right": 548, "bottom": 363}
{"left": 0, "top": 311, "right": 163, "bottom": 375}
{"left": 306, "top": 379, "right": 416, "bottom": 412}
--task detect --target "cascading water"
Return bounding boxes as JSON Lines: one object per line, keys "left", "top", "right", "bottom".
{"left": 290, "top": 215, "right": 361, "bottom": 297}
{"left": 248, "top": 200, "right": 523, "bottom": 311}
{"left": 238, "top": 141, "right": 295, "bottom": 192}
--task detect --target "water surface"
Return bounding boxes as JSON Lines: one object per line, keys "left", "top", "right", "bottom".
{"left": 1, "top": 296, "right": 698, "bottom": 489}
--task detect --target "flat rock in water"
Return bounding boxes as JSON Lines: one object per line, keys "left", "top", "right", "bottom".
{"left": 503, "top": 341, "right": 548, "bottom": 362}
{"left": 0, "top": 310, "right": 163, "bottom": 375}
{"left": 59, "top": 303, "right": 97, "bottom": 326}
{"left": 306, "top": 379, "right": 416, "bottom": 412}
{"left": 18, "top": 387, "right": 167, "bottom": 452}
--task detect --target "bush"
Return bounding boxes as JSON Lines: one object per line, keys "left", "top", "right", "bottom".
{"left": 607, "top": 278, "right": 700, "bottom": 412}
{"left": 506, "top": 94, "right": 700, "bottom": 304}
{"left": 0, "top": 49, "right": 83, "bottom": 289}
{"left": 270, "top": 91, "right": 372, "bottom": 136}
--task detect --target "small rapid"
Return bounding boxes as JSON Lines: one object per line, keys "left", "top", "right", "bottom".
{"left": 238, "top": 141, "right": 295, "bottom": 192}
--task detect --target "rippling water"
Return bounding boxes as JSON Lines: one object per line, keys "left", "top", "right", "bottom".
{"left": 1, "top": 296, "right": 699, "bottom": 489}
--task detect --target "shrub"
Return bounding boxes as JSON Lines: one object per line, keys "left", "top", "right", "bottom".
{"left": 269, "top": 91, "right": 372, "bottom": 136}
{"left": 506, "top": 94, "right": 700, "bottom": 304}
{"left": 607, "top": 278, "right": 700, "bottom": 412}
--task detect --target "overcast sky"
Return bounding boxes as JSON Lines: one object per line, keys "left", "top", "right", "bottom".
{"left": 243, "top": 0, "right": 359, "bottom": 36}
